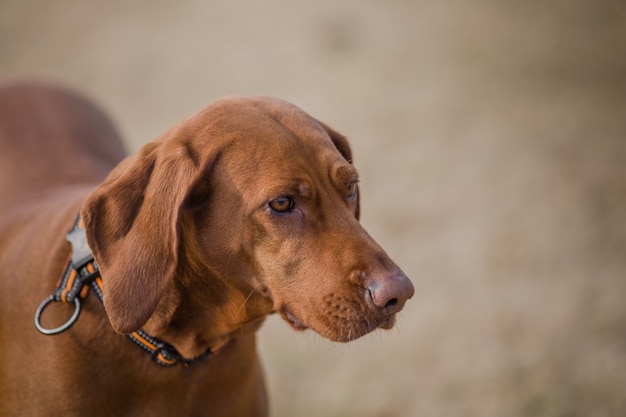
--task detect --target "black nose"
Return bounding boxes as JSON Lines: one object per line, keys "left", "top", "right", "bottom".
{"left": 367, "top": 271, "right": 414, "bottom": 314}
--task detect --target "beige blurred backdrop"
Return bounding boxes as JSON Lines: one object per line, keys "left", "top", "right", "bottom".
{"left": 2, "top": 1, "right": 625, "bottom": 416}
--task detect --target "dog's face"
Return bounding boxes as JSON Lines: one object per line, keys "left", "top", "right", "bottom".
{"left": 83, "top": 97, "right": 413, "bottom": 355}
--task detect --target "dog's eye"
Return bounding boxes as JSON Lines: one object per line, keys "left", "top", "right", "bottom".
{"left": 347, "top": 181, "right": 358, "bottom": 201}
{"left": 269, "top": 196, "right": 295, "bottom": 213}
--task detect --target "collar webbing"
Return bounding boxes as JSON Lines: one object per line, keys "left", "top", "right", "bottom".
{"left": 34, "top": 215, "right": 210, "bottom": 367}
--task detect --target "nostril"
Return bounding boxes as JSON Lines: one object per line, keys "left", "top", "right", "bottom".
{"left": 366, "top": 272, "right": 414, "bottom": 314}
{"left": 384, "top": 298, "right": 398, "bottom": 310}
{"left": 367, "top": 286, "right": 402, "bottom": 312}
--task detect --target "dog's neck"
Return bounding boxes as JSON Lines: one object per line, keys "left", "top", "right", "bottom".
{"left": 134, "top": 213, "right": 275, "bottom": 360}
{"left": 142, "top": 265, "right": 273, "bottom": 360}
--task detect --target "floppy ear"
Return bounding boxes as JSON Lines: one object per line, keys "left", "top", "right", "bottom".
{"left": 320, "top": 122, "right": 361, "bottom": 220}
{"left": 81, "top": 133, "right": 210, "bottom": 333}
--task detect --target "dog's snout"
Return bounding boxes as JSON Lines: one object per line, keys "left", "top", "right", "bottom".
{"left": 366, "top": 272, "right": 414, "bottom": 315}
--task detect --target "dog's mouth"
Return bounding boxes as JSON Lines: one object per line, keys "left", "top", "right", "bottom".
{"left": 280, "top": 308, "right": 308, "bottom": 330}
{"left": 279, "top": 305, "right": 397, "bottom": 342}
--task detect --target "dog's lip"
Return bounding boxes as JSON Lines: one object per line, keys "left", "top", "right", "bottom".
{"left": 378, "top": 314, "right": 396, "bottom": 330}
{"left": 278, "top": 305, "right": 397, "bottom": 341}
{"left": 280, "top": 308, "right": 308, "bottom": 330}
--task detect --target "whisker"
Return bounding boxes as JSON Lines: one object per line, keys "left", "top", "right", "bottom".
{"left": 235, "top": 289, "right": 257, "bottom": 318}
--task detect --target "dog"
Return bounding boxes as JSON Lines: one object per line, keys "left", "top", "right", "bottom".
{"left": 0, "top": 81, "right": 414, "bottom": 416}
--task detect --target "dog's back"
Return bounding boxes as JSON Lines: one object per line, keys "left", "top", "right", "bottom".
{"left": 0, "top": 81, "right": 126, "bottom": 212}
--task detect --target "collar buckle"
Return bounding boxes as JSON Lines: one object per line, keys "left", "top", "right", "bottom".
{"left": 66, "top": 226, "right": 94, "bottom": 270}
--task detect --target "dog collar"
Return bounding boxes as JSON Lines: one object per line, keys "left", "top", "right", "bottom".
{"left": 34, "top": 215, "right": 211, "bottom": 367}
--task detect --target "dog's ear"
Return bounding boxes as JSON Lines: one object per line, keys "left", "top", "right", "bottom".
{"left": 81, "top": 130, "right": 212, "bottom": 334}
{"left": 320, "top": 122, "right": 361, "bottom": 220}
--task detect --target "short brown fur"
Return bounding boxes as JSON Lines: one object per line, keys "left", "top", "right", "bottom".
{"left": 0, "top": 81, "right": 413, "bottom": 416}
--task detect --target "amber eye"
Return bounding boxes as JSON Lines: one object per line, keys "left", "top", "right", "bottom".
{"left": 347, "top": 181, "right": 358, "bottom": 201}
{"left": 269, "top": 196, "right": 295, "bottom": 213}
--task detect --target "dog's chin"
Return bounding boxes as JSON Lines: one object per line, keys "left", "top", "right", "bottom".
{"left": 280, "top": 308, "right": 397, "bottom": 342}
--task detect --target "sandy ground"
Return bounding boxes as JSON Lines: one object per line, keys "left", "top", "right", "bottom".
{"left": 2, "top": 1, "right": 625, "bottom": 416}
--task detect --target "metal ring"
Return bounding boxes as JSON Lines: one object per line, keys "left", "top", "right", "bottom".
{"left": 34, "top": 295, "right": 81, "bottom": 335}
{"left": 151, "top": 343, "right": 181, "bottom": 366}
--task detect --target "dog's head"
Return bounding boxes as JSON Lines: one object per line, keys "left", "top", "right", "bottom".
{"left": 82, "top": 97, "right": 413, "bottom": 357}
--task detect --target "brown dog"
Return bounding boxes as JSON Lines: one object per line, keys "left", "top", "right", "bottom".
{"left": 0, "top": 81, "right": 413, "bottom": 416}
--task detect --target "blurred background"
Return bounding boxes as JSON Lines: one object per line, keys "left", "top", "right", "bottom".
{"left": 2, "top": 0, "right": 625, "bottom": 416}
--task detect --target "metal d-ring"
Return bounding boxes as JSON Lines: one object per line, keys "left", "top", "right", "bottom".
{"left": 34, "top": 295, "right": 81, "bottom": 335}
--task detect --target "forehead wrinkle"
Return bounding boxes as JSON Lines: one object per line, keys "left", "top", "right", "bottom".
{"left": 331, "top": 161, "right": 359, "bottom": 187}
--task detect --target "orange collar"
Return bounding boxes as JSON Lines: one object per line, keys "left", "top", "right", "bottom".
{"left": 34, "top": 215, "right": 211, "bottom": 367}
